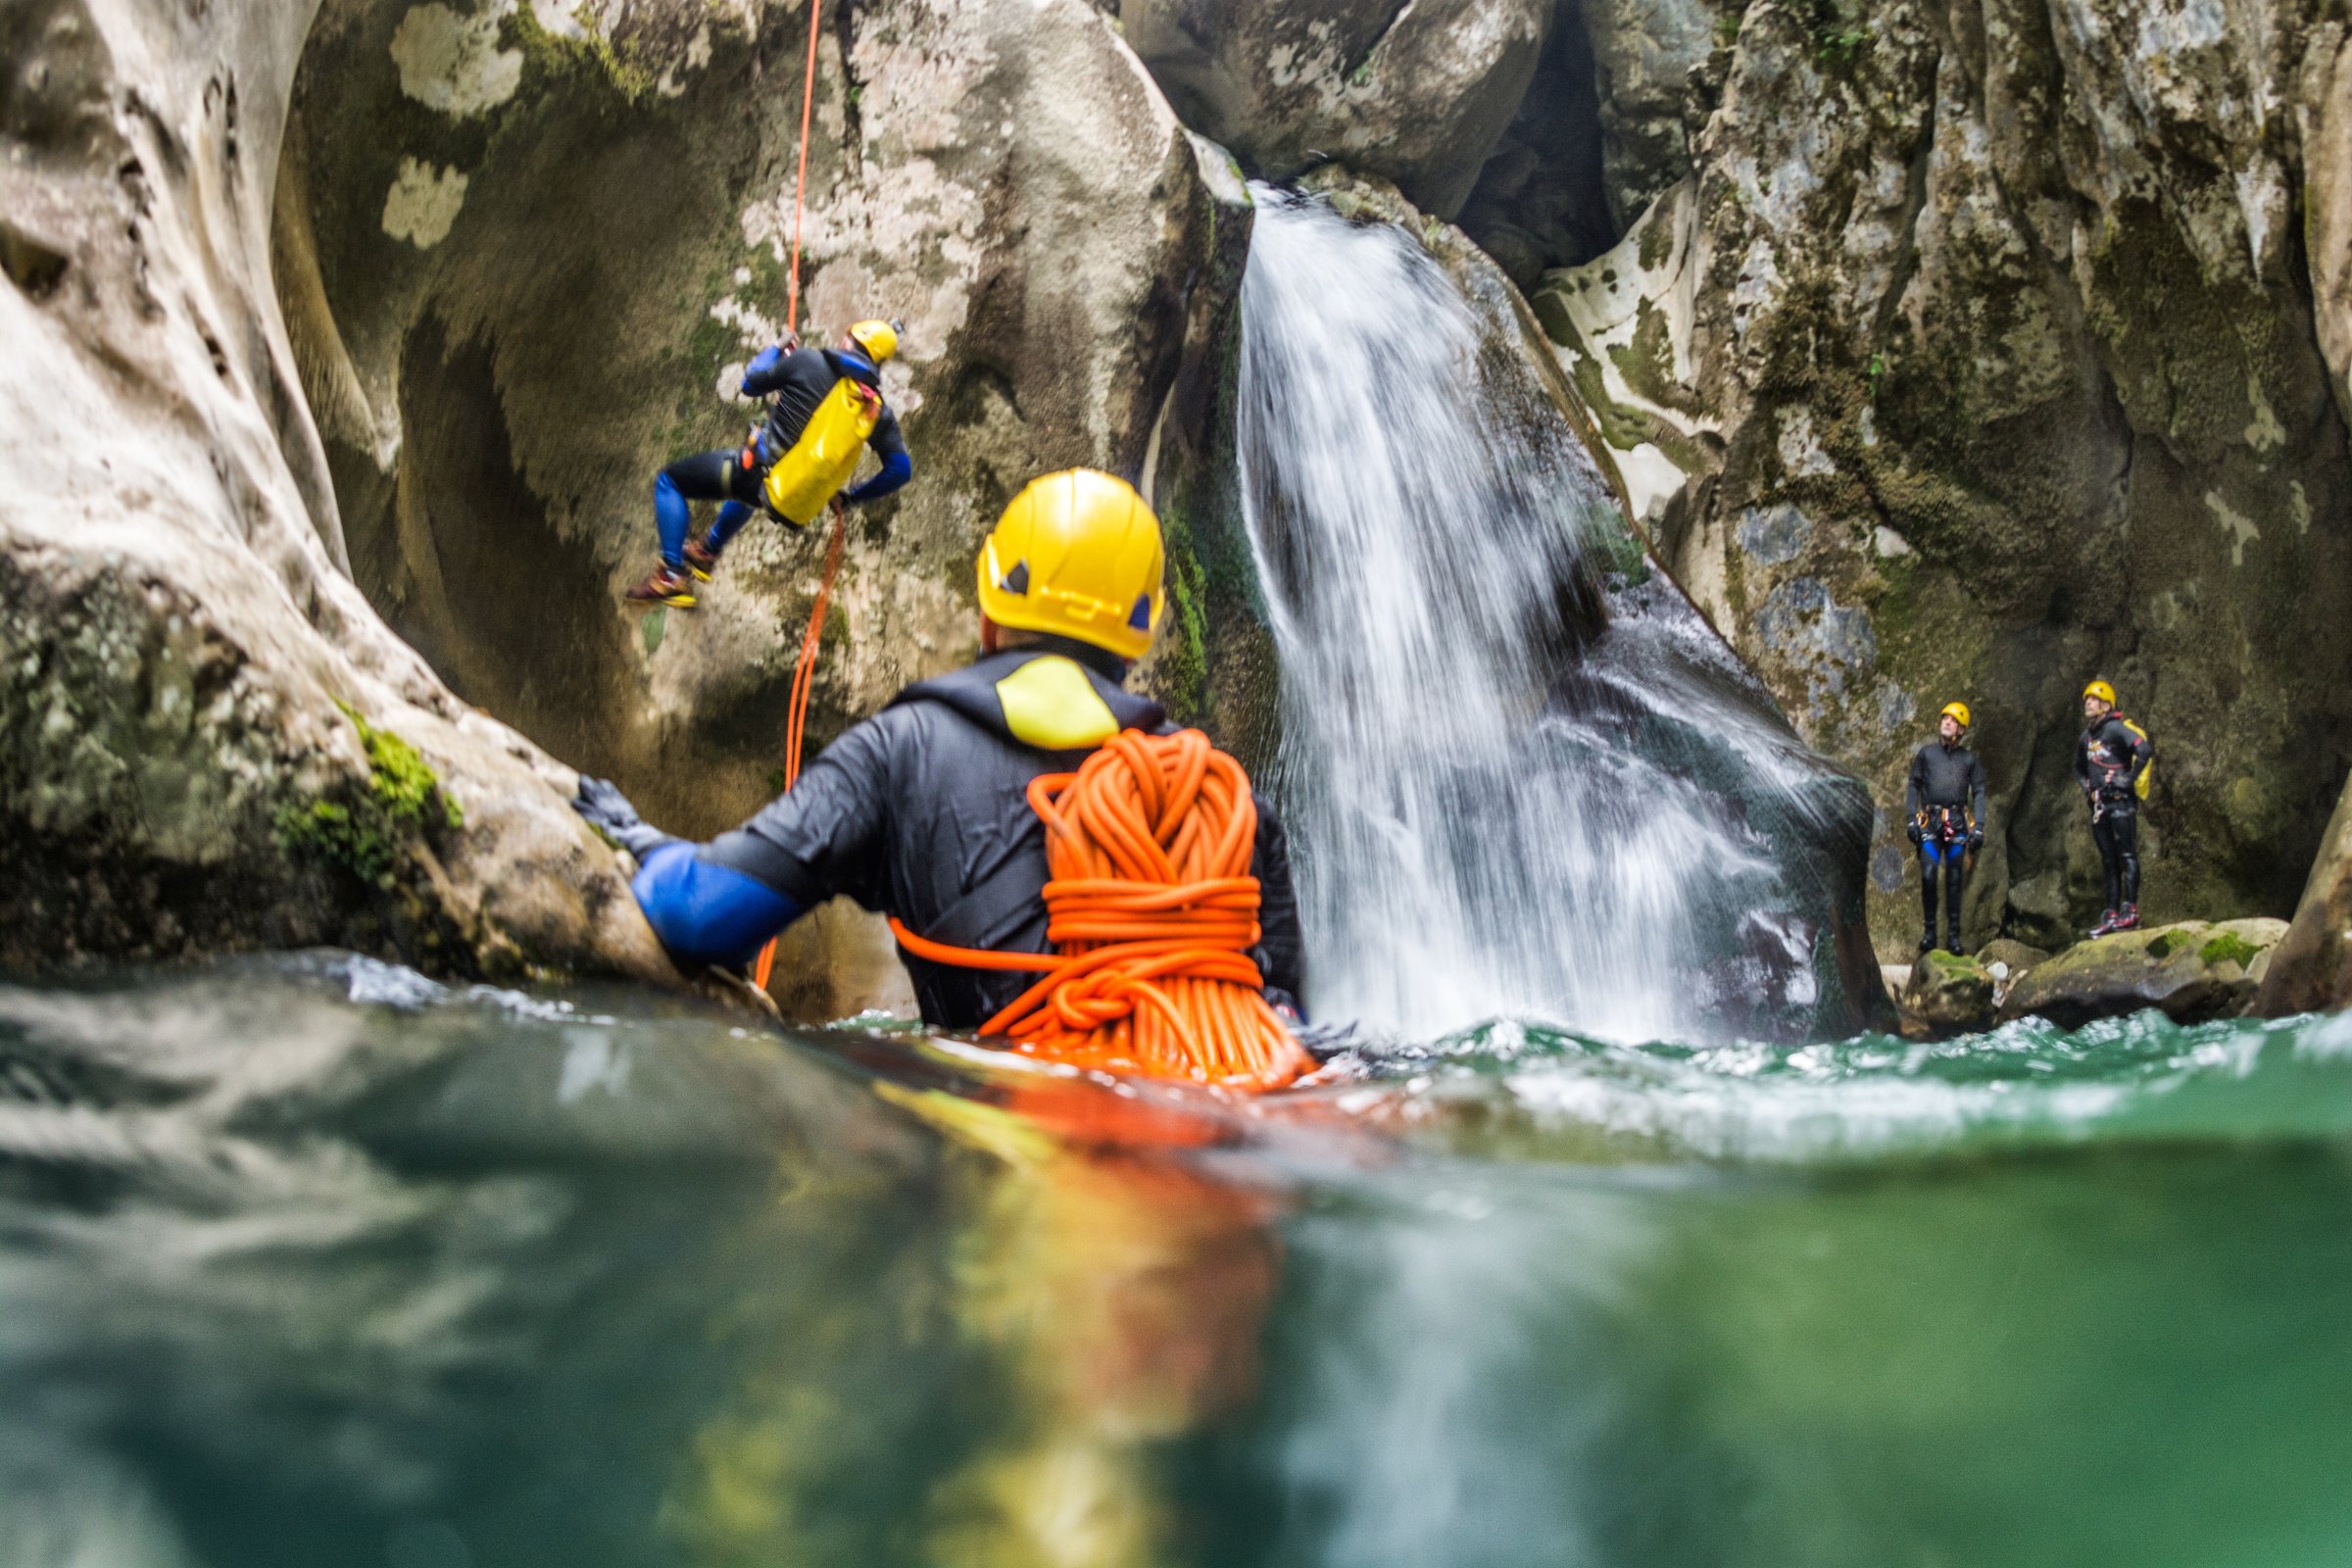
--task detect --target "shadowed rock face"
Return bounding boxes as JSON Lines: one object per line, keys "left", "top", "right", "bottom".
{"left": 1116, "top": 0, "right": 1551, "bottom": 219}
{"left": 0, "top": 0, "right": 667, "bottom": 981}
{"left": 1525, "top": 0, "right": 2352, "bottom": 965}
{"left": 279, "top": 0, "right": 1241, "bottom": 843}
{"left": 0, "top": 0, "right": 1245, "bottom": 998}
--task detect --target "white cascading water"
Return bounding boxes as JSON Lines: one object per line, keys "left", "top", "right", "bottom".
{"left": 1238, "top": 187, "right": 1838, "bottom": 1042}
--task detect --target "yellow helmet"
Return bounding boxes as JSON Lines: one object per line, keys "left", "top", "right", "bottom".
{"left": 2083, "top": 678, "right": 2117, "bottom": 706}
{"left": 846, "top": 318, "right": 900, "bottom": 364}
{"left": 1939, "top": 701, "right": 1972, "bottom": 729}
{"left": 977, "top": 469, "right": 1163, "bottom": 661}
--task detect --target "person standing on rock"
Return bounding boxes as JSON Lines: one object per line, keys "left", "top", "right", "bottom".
{"left": 1906, "top": 701, "right": 1987, "bottom": 956}
{"left": 625, "top": 319, "right": 914, "bottom": 610}
{"left": 577, "top": 468, "right": 1307, "bottom": 1031}
{"left": 2076, "top": 678, "right": 2154, "bottom": 938}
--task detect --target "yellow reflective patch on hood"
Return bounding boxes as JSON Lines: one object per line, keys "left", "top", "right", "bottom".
{"left": 994, "top": 656, "right": 1119, "bottom": 750}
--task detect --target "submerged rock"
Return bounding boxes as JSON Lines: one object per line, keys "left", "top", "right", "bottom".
{"left": 1901, "top": 950, "right": 1997, "bottom": 1038}
{"left": 1998, "top": 919, "right": 2289, "bottom": 1030}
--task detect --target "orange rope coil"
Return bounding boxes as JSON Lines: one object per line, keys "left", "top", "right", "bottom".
{"left": 892, "top": 728, "right": 1313, "bottom": 1094}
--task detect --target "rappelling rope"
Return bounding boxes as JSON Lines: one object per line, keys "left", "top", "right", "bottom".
{"left": 889, "top": 728, "right": 1314, "bottom": 1094}
{"left": 752, "top": 0, "right": 842, "bottom": 996}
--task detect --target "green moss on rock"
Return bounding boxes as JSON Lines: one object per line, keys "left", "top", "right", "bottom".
{"left": 276, "top": 704, "right": 463, "bottom": 885}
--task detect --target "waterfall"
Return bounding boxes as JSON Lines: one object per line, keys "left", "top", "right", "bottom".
{"left": 1236, "top": 187, "right": 1870, "bottom": 1042}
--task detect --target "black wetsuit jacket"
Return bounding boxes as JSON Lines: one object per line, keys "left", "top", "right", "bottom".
{"left": 702, "top": 639, "right": 1306, "bottom": 1029}
{"left": 2075, "top": 713, "right": 2152, "bottom": 804}
{"left": 751, "top": 347, "right": 907, "bottom": 467}
{"left": 1905, "top": 740, "right": 1987, "bottom": 835}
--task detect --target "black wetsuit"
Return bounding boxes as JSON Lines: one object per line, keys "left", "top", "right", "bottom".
{"left": 653, "top": 347, "right": 910, "bottom": 564}
{"left": 696, "top": 639, "right": 1306, "bottom": 1029}
{"left": 2076, "top": 712, "right": 2153, "bottom": 911}
{"left": 1905, "top": 738, "right": 1988, "bottom": 947}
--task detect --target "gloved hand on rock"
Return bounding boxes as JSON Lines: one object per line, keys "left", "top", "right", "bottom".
{"left": 572, "top": 777, "right": 674, "bottom": 858}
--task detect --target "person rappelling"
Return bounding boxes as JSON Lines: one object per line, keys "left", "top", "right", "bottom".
{"left": 625, "top": 318, "right": 914, "bottom": 610}
{"left": 1906, "top": 701, "right": 1989, "bottom": 956}
{"left": 579, "top": 469, "right": 1312, "bottom": 1088}
{"left": 2076, "top": 679, "right": 2153, "bottom": 938}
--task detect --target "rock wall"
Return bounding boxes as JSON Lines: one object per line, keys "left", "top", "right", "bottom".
{"left": 0, "top": 0, "right": 665, "bottom": 981}
{"left": 281, "top": 0, "right": 1237, "bottom": 840}
{"left": 1532, "top": 0, "right": 2352, "bottom": 961}
{"left": 1116, "top": 0, "right": 1551, "bottom": 218}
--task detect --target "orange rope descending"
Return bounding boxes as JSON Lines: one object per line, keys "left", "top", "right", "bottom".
{"left": 890, "top": 728, "right": 1314, "bottom": 1094}
{"left": 751, "top": 0, "right": 842, "bottom": 996}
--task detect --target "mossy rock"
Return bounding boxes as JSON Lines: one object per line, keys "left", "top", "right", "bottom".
{"left": 1899, "top": 948, "right": 1995, "bottom": 1037}
{"left": 1996, "top": 919, "right": 2287, "bottom": 1029}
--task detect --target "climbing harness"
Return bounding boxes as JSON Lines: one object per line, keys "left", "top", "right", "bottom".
{"left": 750, "top": 0, "right": 846, "bottom": 994}
{"left": 888, "top": 728, "right": 1313, "bottom": 1094}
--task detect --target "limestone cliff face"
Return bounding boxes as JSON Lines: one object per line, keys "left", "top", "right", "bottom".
{"left": 279, "top": 0, "right": 1239, "bottom": 846}
{"left": 1534, "top": 0, "right": 2352, "bottom": 960}
{"left": 0, "top": 0, "right": 667, "bottom": 980}
{"left": 0, "top": 0, "right": 1240, "bottom": 998}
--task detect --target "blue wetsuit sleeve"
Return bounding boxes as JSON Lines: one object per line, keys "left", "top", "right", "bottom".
{"left": 632, "top": 842, "right": 803, "bottom": 970}
{"left": 740, "top": 345, "right": 784, "bottom": 397}
{"left": 844, "top": 449, "right": 911, "bottom": 504}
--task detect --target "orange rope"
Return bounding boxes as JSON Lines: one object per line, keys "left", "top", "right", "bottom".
{"left": 785, "top": 0, "right": 823, "bottom": 333}
{"left": 890, "top": 729, "right": 1313, "bottom": 1094}
{"left": 751, "top": 0, "right": 839, "bottom": 996}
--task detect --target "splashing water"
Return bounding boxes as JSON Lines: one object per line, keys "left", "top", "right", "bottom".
{"left": 7, "top": 958, "right": 2352, "bottom": 1566}
{"left": 1236, "top": 188, "right": 1871, "bottom": 1042}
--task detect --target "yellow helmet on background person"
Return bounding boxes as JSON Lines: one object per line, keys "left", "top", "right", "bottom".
{"left": 845, "top": 318, "right": 900, "bottom": 363}
{"left": 2083, "top": 678, "right": 2117, "bottom": 706}
{"left": 977, "top": 469, "right": 1163, "bottom": 661}
{"left": 1939, "top": 701, "right": 1972, "bottom": 730}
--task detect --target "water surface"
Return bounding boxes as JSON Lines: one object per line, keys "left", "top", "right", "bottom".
{"left": 4, "top": 956, "right": 2347, "bottom": 1566}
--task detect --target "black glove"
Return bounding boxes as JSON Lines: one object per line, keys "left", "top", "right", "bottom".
{"left": 1968, "top": 829, "right": 1984, "bottom": 850}
{"left": 1906, "top": 819, "right": 1924, "bottom": 846}
{"left": 572, "top": 777, "right": 674, "bottom": 858}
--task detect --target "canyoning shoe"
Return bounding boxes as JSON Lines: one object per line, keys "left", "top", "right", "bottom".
{"left": 2115, "top": 903, "right": 2140, "bottom": 932}
{"left": 1918, "top": 932, "right": 1939, "bottom": 956}
{"left": 625, "top": 566, "right": 696, "bottom": 610}
{"left": 2086, "top": 909, "right": 2120, "bottom": 940}
{"left": 683, "top": 538, "right": 721, "bottom": 581}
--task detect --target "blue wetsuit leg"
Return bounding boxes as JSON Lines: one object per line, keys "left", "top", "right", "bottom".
{"left": 706, "top": 501, "right": 756, "bottom": 553}
{"left": 632, "top": 842, "right": 802, "bottom": 969}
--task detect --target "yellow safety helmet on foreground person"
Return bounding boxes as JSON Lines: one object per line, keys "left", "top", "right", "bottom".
{"left": 2083, "top": 678, "right": 2117, "bottom": 706}
{"left": 847, "top": 318, "right": 900, "bottom": 363}
{"left": 977, "top": 469, "right": 1164, "bottom": 661}
{"left": 1940, "top": 701, "right": 1972, "bottom": 729}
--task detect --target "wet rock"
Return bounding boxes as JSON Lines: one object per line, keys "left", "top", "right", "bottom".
{"left": 1546, "top": 0, "right": 2352, "bottom": 960}
{"left": 1900, "top": 950, "right": 1996, "bottom": 1038}
{"left": 1975, "top": 938, "right": 2051, "bottom": 979}
{"left": 0, "top": 0, "right": 672, "bottom": 982}
{"left": 1998, "top": 919, "right": 2289, "bottom": 1030}
{"left": 1116, "top": 0, "right": 1548, "bottom": 218}
{"left": 2255, "top": 781, "right": 2352, "bottom": 1014}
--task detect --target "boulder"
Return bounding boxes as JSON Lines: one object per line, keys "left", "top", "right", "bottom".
{"left": 1116, "top": 0, "right": 1548, "bottom": 218}
{"left": 1900, "top": 950, "right": 1996, "bottom": 1037}
{"left": 0, "top": 0, "right": 664, "bottom": 981}
{"left": 1998, "top": 919, "right": 2290, "bottom": 1030}
{"left": 1975, "top": 938, "right": 2051, "bottom": 982}
{"left": 1542, "top": 0, "right": 2352, "bottom": 960}
{"left": 2255, "top": 776, "right": 2352, "bottom": 1014}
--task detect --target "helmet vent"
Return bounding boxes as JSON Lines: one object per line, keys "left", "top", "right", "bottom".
{"left": 1128, "top": 594, "right": 1152, "bottom": 630}
{"left": 1000, "top": 560, "right": 1031, "bottom": 595}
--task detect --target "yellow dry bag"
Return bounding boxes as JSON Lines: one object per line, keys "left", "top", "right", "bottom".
{"left": 763, "top": 377, "right": 882, "bottom": 525}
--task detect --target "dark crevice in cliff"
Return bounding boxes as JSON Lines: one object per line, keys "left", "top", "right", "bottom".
{"left": 1454, "top": 0, "right": 1619, "bottom": 287}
